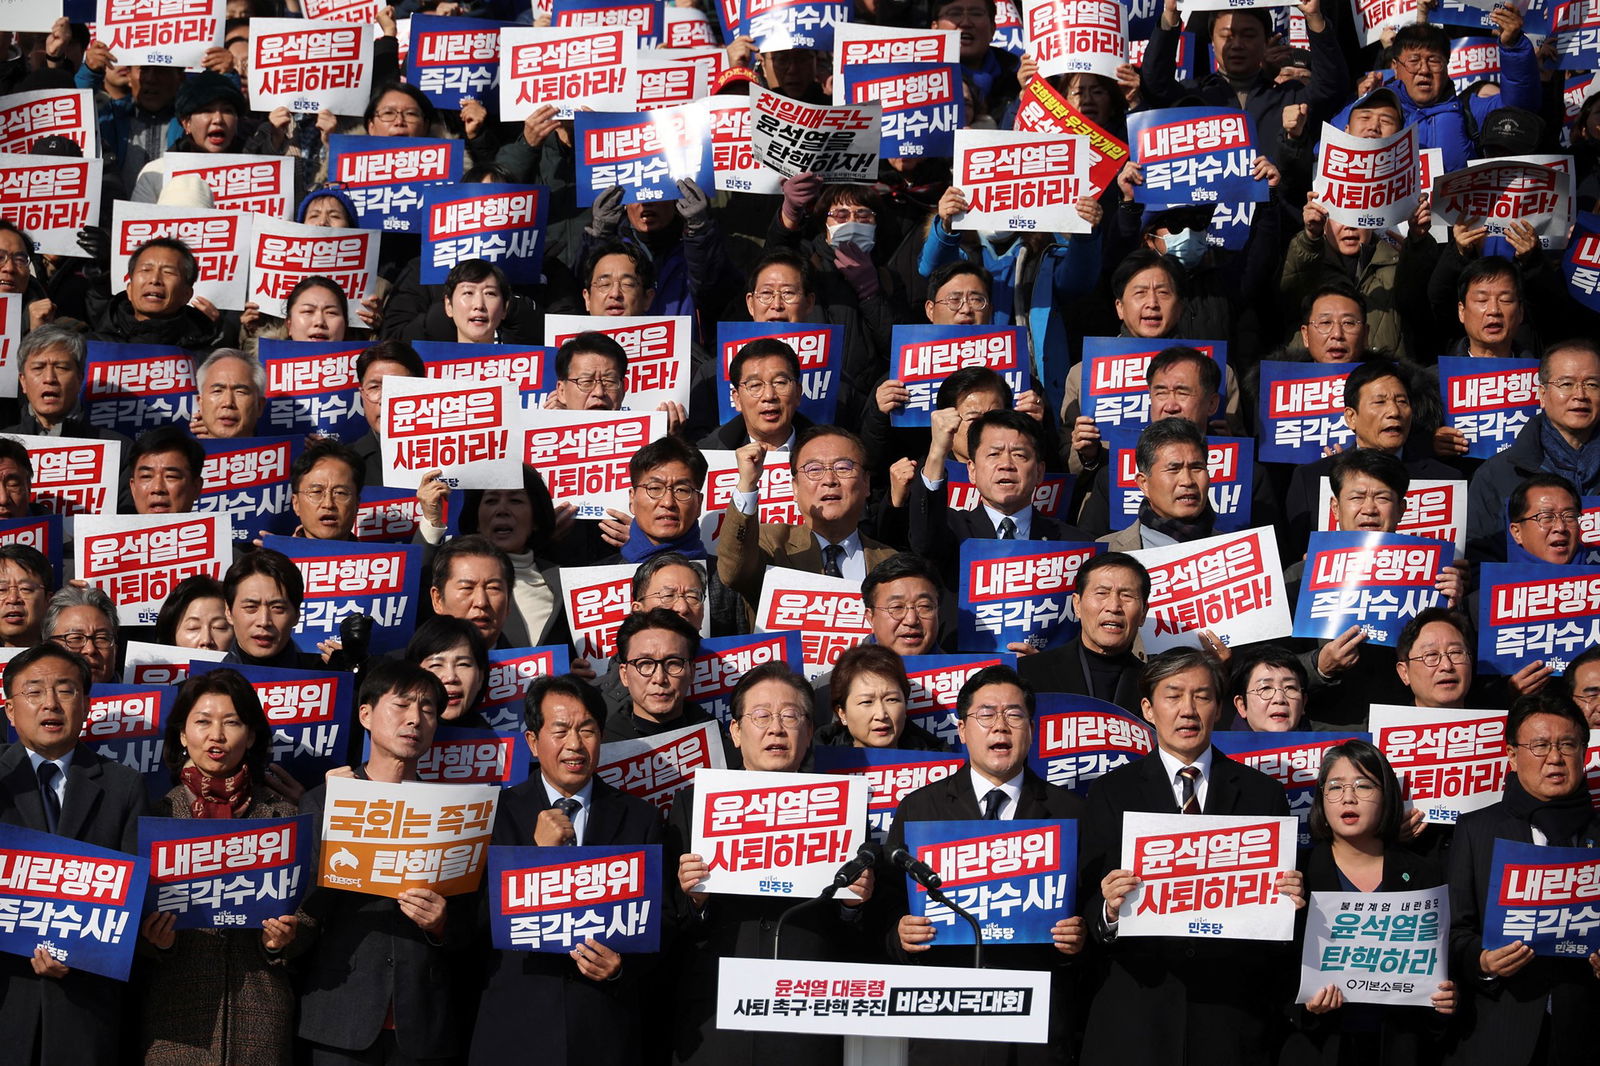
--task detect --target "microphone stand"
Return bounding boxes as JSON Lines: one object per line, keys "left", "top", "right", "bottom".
{"left": 773, "top": 883, "right": 840, "bottom": 960}
{"left": 925, "top": 883, "right": 984, "bottom": 969}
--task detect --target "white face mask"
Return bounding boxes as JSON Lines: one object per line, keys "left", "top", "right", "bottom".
{"left": 1162, "top": 227, "right": 1208, "bottom": 268}
{"left": 827, "top": 220, "right": 876, "bottom": 254}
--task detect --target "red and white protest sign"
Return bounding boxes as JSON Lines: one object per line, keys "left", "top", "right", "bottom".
{"left": 319, "top": 777, "right": 498, "bottom": 897}
{"left": 1471, "top": 153, "right": 1575, "bottom": 250}
{"left": 302, "top": 0, "right": 383, "bottom": 23}
{"left": 0, "top": 293, "right": 17, "bottom": 399}
{"left": 1012, "top": 77, "right": 1129, "bottom": 196}
{"left": 0, "top": 89, "right": 97, "bottom": 157}
{"left": 1316, "top": 478, "right": 1468, "bottom": 552}
{"left": 1431, "top": 161, "right": 1571, "bottom": 241}
{"left": 637, "top": 47, "right": 723, "bottom": 111}
{"left": 1130, "top": 527, "right": 1291, "bottom": 654}
{"left": 1119, "top": 812, "right": 1298, "bottom": 939}
{"left": 749, "top": 88, "right": 881, "bottom": 182}
{"left": 498, "top": 26, "right": 637, "bottom": 119}
{"left": 829, "top": 24, "right": 958, "bottom": 100}
{"left": 598, "top": 721, "right": 728, "bottom": 816}
{"left": 247, "top": 216, "right": 379, "bottom": 319}
{"left": 701, "top": 97, "right": 783, "bottom": 195}
{"left": 755, "top": 568, "right": 871, "bottom": 680}
{"left": 157, "top": 154, "right": 296, "bottom": 218}
{"left": 1312, "top": 122, "right": 1419, "bottom": 230}
{"left": 544, "top": 313, "right": 694, "bottom": 415}
{"left": 250, "top": 18, "right": 374, "bottom": 116}
{"left": 523, "top": 409, "right": 667, "bottom": 517}
{"left": 664, "top": 5, "right": 716, "bottom": 46}
{"left": 559, "top": 562, "right": 659, "bottom": 664}
{"left": 96, "top": 0, "right": 224, "bottom": 67}
{"left": 699, "top": 448, "right": 802, "bottom": 549}
{"left": 75, "top": 514, "right": 232, "bottom": 627}
{"left": 1022, "top": 0, "right": 1125, "bottom": 79}
{"left": 2, "top": 434, "right": 121, "bottom": 516}
{"left": 952, "top": 129, "right": 1090, "bottom": 233}
{"left": 112, "top": 202, "right": 252, "bottom": 312}
{"left": 1349, "top": 0, "right": 1412, "bottom": 45}
{"left": 690, "top": 769, "right": 867, "bottom": 897}
{"left": 0, "top": 154, "right": 102, "bottom": 257}
{"left": 1370, "top": 704, "right": 1507, "bottom": 825}
{"left": 379, "top": 376, "right": 522, "bottom": 490}
{"left": 123, "top": 641, "right": 226, "bottom": 687}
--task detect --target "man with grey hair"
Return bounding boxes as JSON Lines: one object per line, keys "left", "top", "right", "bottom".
{"left": 190, "top": 347, "right": 264, "bottom": 439}
{"left": 1102, "top": 418, "right": 1214, "bottom": 552}
{"left": 43, "top": 585, "right": 119, "bottom": 684}
{"left": 2, "top": 326, "right": 128, "bottom": 442}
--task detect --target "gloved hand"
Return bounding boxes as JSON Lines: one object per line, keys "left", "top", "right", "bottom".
{"left": 76, "top": 225, "right": 109, "bottom": 262}
{"left": 675, "top": 178, "right": 710, "bottom": 231}
{"left": 833, "top": 240, "right": 879, "bottom": 300}
{"left": 779, "top": 171, "right": 822, "bottom": 228}
{"left": 585, "top": 184, "right": 625, "bottom": 239}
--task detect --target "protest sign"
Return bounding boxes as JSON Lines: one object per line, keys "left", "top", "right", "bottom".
{"left": 190, "top": 661, "right": 355, "bottom": 784}
{"left": 379, "top": 375, "right": 522, "bottom": 490}
{"left": 716, "top": 322, "right": 843, "bottom": 426}
{"left": 1448, "top": 34, "right": 1500, "bottom": 92}
{"left": 1255, "top": 360, "right": 1355, "bottom": 463}
{"left": 561, "top": 563, "right": 644, "bottom": 666}
{"left": 1436, "top": 356, "right": 1539, "bottom": 459}
{"left": 703, "top": 96, "right": 783, "bottom": 194}
{"left": 904, "top": 652, "right": 1015, "bottom": 748}
{"left": 0, "top": 1, "right": 58, "bottom": 31}
{"left": 418, "top": 340, "right": 557, "bottom": 412}
{"left": 889, "top": 325, "right": 1030, "bottom": 427}
{"left": 1478, "top": 563, "right": 1600, "bottom": 676}
{"left": 76, "top": 514, "right": 230, "bottom": 627}
{"left": 123, "top": 642, "right": 225, "bottom": 686}
{"left": 904, "top": 819, "right": 1077, "bottom": 944}
{"left": 665, "top": 5, "right": 716, "bottom": 45}
{"left": 1012, "top": 76, "right": 1129, "bottom": 196}
{"left": 1297, "top": 886, "right": 1450, "bottom": 1007}
{"left": 0, "top": 434, "right": 119, "bottom": 516}
{"left": 1314, "top": 478, "right": 1468, "bottom": 552}
{"left": 1022, "top": 0, "right": 1125, "bottom": 78}
{"left": 1550, "top": 0, "right": 1600, "bottom": 69}
{"left": 812, "top": 748, "right": 966, "bottom": 843}
{"left": 598, "top": 721, "right": 729, "bottom": 815}
{"left": 1104, "top": 431, "right": 1254, "bottom": 533}
{"left": 405, "top": 14, "right": 503, "bottom": 110}
{"left": 840, "top": 62, "right": 963, "bottom": 159}
{"left": 1078, "top": 338, "right": 1227, "bottom": 429}
{"left": 1431, "top": 161, "right": 1571, "bottom": 242}
{"left": 573, "top": 105, "right": 714, "bottom": 206}
{"left": 1483, "top": 839, "right": 1600, "bottom": 956}
{"left": 690, "top": 631, "right": 805, "bottom": 725}
{"left": 1563, "top": 211, "right": 1600, "bottom": 313}
{"left": 690, "top": 768, "right": 867, "bottom": 897}
{"left": 1118, "top": 812, "right": 1298, "bottom": 939}
{"left": 262, "top": 535, "right": 424, "bottom": 656}
{"left": 944, "top": 463, "right": 1073, "bottom": 521}
{"left": 1205, "top": 200, "right": 1258, "bottom": 250}
{"left": 81, "top": 341, "right": 194, "bottom": 438}
{"left": 755, "top": 568, "right": 872, "bottom": 679}
{"left": 749, "top": 88, "right": 880, "bottom": 181}
{"left": 475, "top": 645, "right": 572, "bottom": 731}
{"left": 259, "top": 340, "right": 366, "bottom": 442}
{"left": 197, "top": 436, "right": 302, "bottom": 542}
{"left": 1127, "top": 107, "right": 1266, "bottom": 205}
{"left": 0, "top": 88, "right": 97, "bottom": 156}
{"left": 958, "top": 540, "right": 1100, "bottom": 652}
{"left": 489, "top": 845, "right": 662, "bottom": 952}
{"left": 0, "top": 513, "right": 61, "bottom": 585}
{"left": 327, "top": 135, "right": 462, "bottom": 235}
{"left": 497, "top": 26, "right": 637, "bottom": 119}
{"left": 68, "top": 682, "right": 177, "bottom": 797}
{"left": 1369, "top": 704, "right": 1506, "bottom": 825}
{"left": 951, "top": 129, "right": 1090, "bottom": 233}
{"left": 401, "top": 726, "right": 530, "bottom": 787}
{"left": 1312, "top": 122, "right": 1419, "bottom": 229}
{"left": 249, "top": 18, "right": 374, "bottom": 116}
{"left": 0, "top": 154, "right": 102, "bottom": 256}
{"left": 742, "top": 0, "right": 848, "bottom": 49}
{"left": 994, "top": 0, "right": 1026, "bottom": 51}
{"left": 544, "top": 313, "right": 694, "bottom": 417}
{"left": 523, "top": 409, "right": 668, "bottom": 517}
{"left": 0, "top": 291, "right": 16, "bottom": 399}
{"left": 1213, "top": 731, "right": 1368, "bottom": 848}
{"left": 1131, "top": 527, "right": 1290, "bottom": 653}
{"left": 353, "top": 485, "right": 462, "bottom": 544}
{"left": 112, "top": 202, "right": 252, "bottom": 312}
{"left": 553, "top": 0, "right": 661, "bottom": 44}
{"left": 96, "top": 0, "right": 223, "bottom": 67}
{"left": 248, "top": 217, "right": 379, "bottom": 319}
{"left": 1293, "top": 532, "right": 1453, "bottom": 646}
{"left": 697, "top": 449, "right": 802, "bottom": 549}
{"left": 157, "top": 153, "right": 296, "bottom": 217}
{"left": 829, "top": 24, "right": 958, "bottom": 98}
{"left": 1348, "top": 0, "right": 1414, "bottom": 44}
{"left": 636, "top": 47, "right": 724, "bottom": 111}
{"left": 318, "top": 776, "right": 499, "bottom": 897}
{"left": 1028, "top": 692, "right": 1154, "bottom": 794}
{"left": 0, "top": 824, "right": 148, "bottom": 980}
{"left": 143, "top": 815, "right": 314, "bottom": 930}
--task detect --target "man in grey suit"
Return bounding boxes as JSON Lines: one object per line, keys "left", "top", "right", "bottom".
{"left": 0, "top": 643, "right": 146, "bottom": 1065}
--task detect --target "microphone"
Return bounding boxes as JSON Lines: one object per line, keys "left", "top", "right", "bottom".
{"left": 889, "top": 846, "right": 942, "bottom": 890}
{"left": 831, "top": 841, "right": 879, "bottom": 889}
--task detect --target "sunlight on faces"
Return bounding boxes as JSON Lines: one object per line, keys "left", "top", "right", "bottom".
{"left": 968, "top": 424, "right": 1043, "bottom": 515}
{"left": 619, "top": 627, "right": 694, "bottom": 723}
{"left": 476, "top": 490, "right": 535, "bottom": 554}
{"left": 957, "top": 681, "right": 1031, "bottom": 785}
{"left": 1334, "top": 472, "right": 1401, "bottom": 533}
{"left": 421, "top": 640, "right": 486, "bottom": 721}
{"left": 632, "top": 563, "right": 706, "bottom": 629}
{"left": 197, "top": 356, "right": 263, "bottom": 438}
{"left": 1509, "top": 486, "right": 1579, "bottom": 564}
{"left": 1301, "top": 294, "right": 1367, "bottom": 363}
{"left": 291, "top": 456, "right": 359, "bottom": 541}
{"left": 1073, "top": 565, "right": 1145, "bottom": 656}
{"left": 867, "top": 575, "right": 940, "bottom": 656}
{"left": 430, "top": 554, "right": 511, "bottom": 646}
{"left": 1135, "top": 441, "right": 1208, "bottom": 522}
{"left": 1320, "top": 755, "right": 1384, "bottom": 841}
{"left": 731, "top": 677, "right": 813, "bottom": 772}
{"left": 746, "top": 263, "right": 814, "bottom": 324}
{"left": 584, "top": 253, "right": 652, "bottom": 316}
{"left": 1234, "top": 663, "right": 1304, "bottom": 731}
{"left": 182, "top": 693, "right": 253, "bottom": 775}
{"left": 1508, "top": 712, "right": 1586, "bottom": 802}
{"left": 1141, "top": 665, "right": 1219, "bottom": 762}
{"left": 556, "top": 350, "right": 625, "bottom": 412}
{"left": 0, "top": 560, "right": 46, "bottom": 645}
{"left": 228, "top": 574, "right": 296, "bottom": 661}
{"left": 1116, "top": 267, "right": 1179, "bottom": 339}
{"left": 530, "top": 691, "right": 602, "bottom": 794}
{"left": 131, "top": 450, "right": 201, "bottom": 515}
{"left": 1343, "top": 375, "right": 1411, "bottom": 453}
{"left": 1147, "top": 361, "right": 1217, "bottom": 425}
{"left": 175, "top": 595, "right": 233, "bottom": 652}
{"left": 361, "top": 686, "right": 439, "bottom": 764}
{"left": 19, "top": 344, "right": 80, "bottom": 423}
{"left": 1395, "top": 620, "right": 1471, "bottom": 708}
{"left": 5, "top": 655, "right": 88, "bottom": 760}
{"left": 445, "top": 279, "right": 507, "bottom": 344}
{"left": 837, "top": 670, "right": 908, "bottom": 748}
{"left": 286, "top": 283, "right": 348, "bottom": 342}
{"left": 732, "top": 354, "right": 802, "bottom": 444}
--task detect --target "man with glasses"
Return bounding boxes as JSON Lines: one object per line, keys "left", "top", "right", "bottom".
{"left": 350, "top": 341, "right": 425, "bottom": 486}
{"left": 287, "top": 439, "right": 363, "bottom": 542}
{"left": 604, "top": 608, "right": 721, "bottom": 746}
{"left": 0, "top": 642, "right": 146, "bottom": 1063}
{"left": 700, "top": 337, "right": 812, "bottom": 451}
{"left": 1019, "top": 552, "right": 1149, "bottom": 715}
{"left": 1469, "top": 341, "right": 1600, "bottom": 560}
{"left": 1393, "top": 609, "right": 1478, "bottom": 711}
{"left": 1564, "top": 646, "right": 1600, "bottom": 726}
{"left": 1506, "top": 474, "right": 1582, "bottom": 565}
{"left": 43, "top": 586, "right": 119, "bottom": 684}
{"left": 862, "top": 554, "right": 945, "bottom": 657}
{"left": 0, "top": 545, "right": 52, "bottom": 648}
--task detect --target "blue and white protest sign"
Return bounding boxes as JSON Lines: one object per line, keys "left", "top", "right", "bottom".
{"left": 1293, "top": 532, "right": 1453, "bottom": 646}
{"left": 1547, "top": 0, "right": 1600, "bottom": 70}
{"left": 1478, "top": 563, "right": 1600, "bottom": 676}
{"left": 716, "top": 322, "right": 843, "bottom": 427}
{"left": 574, "top": 106, "right": 714, "bottom": 207}
{"left": 1078, "top": 337, "right": 1226, "bottom": 429}
{"left": 404, "top": 14, "right": 503, "bottom": 109}
{"left": 552, "top": 0, "right": 661, "bottom": 45}
{"left": 1128, "top": 107, "right": 1266, "bottom": 206}
{"left": 888, "top": 325, "right": 1030, "bottom": 428}
{"left": 1213, "top": 732, "right": 1368, "bottom": 848}
{"left": 1205, "top": 201, "right": 1257, "bottom": 251}
{"left": 417, "top": 340, "right": 559, "bottom": 410}
{"left": 958, "top": 540, "right": 1100, "bottom": 653}
{"left": 1370, "top": 704, "right": 1506, "bottom": 825}
{"left": 1582, "top": 498, "right": 1600, "bottom": 566}
{"left": 0, "top": 513, "right": 62, "bottom": 585}
{"left": 1437, "top": 356, "right": 1538, "bottom": 460}
{"left": 142, "top": 814, "right": 314, "bottom": 930}
{"left": 261, "top": 536, "right": 424, "bottom": 655}
{"left": 902, "top": 819, "right": 1077, "bottom": 944}
{"left": 419, "top": 184, "right": 547, "bottom": 286}
{"left": 68, "top": 683, "right": 175, "bottom": 799}
{"left": 1028, "top": 692, "right": 1153, "bottom": 794}
{"left": 1447, "top": 35, "right": 1499, "bottom": 92}
{"left": 0, "top": 823, "right": 148, "bottom": 980}
{"left": 81, "top": 341, "right": 195, "bottom": 438}
{"left": 812, "top": 748, "right": 966, "bottom": 843}
{"left": 489, "top": 844, "right": 662, "bottom": 952}
{"left": 191, "top": 661, "right": 355, "bottom": 786}
{"left": 259, "top": 340, "right": 367, "bottom": 443}
{"left": 1255, "top": 360, "right": 1354, "bottom": 464}
{"left": 598, "top": 721, "right": 728, "bottom": 816}
{"left": 1484, "top": 839, "right": 1600, "bottom": 956}
{"left": 353, "top": 485, "right": 464, "bottom": 544}
{"left": 1120, "top": 812, "right": 1298, "bottom": 939}
{"left": 830, "top": 24, "right": 959, "bottom": 100}
{"left": 840, "top": 62, "right": 963, "bottom": 159}
{"left": 691, "top": 631, "right": 804, "bottom": 726}
{"left": 198, "top": 436, "right": 304, "bottom": 543}
{"left": 1563, "top": 211, "right": 1600, "bottom": 314}
{"left": 903, "top": 653, "right": 1014, "bottom": 748}
{"left": 373, "top": 725, "right": 531, "bottom": 787}
{"left": 741, "top": 0, "right": 849, "bottom": 50}
{"left": 326, "top": 135, "right": 464, "bottom": 234}
{"left": 1298, "top": 886, "right": 1450, "bottom": 1006}
{"left": 477, "top": 645, "right": 573, "bottom": 732}
{"left": 1105, "top": 431, "right": 1253, "bottom": 533}
{"left": 1132, "top": 527, "right": 1293, "bottom": 653}
{"left": 944, "top": 463, "right": 1074, "bottom": 522}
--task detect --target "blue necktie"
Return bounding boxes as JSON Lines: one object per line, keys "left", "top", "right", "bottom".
{"left": 37, "top": 761, "right": 61, "bottom": 834}
{"left": 554, "top": 797, "right": 582, "bottom": 845}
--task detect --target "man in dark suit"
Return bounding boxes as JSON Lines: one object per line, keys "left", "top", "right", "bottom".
{"left": 0, "top": 643, "right": 146, "bottom": 1065}
{"left": 349, "top": 340, "right": 425, "bottom": 488}
{"left": 884, "top": 665, "right": 1087, "bottom": 1066}
{"left": 1018, "top": 552, "right": 1148, "bottom": 715}
{"left": 1079, "top": 648, "right": 1304, "bottom": 1066}
{"left": 697, "top": 336, "right": 815, "bottom": 452}
{"left": 470, "top": 674, "right": 665, "bottom": 1066}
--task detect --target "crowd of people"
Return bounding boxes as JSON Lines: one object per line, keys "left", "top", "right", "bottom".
{"left": 0, "top": 0, "right": 1599, "bottom": 1064}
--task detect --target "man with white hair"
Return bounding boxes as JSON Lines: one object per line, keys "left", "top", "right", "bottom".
{"left": 190, "top": 348, "right": 264, "bottom": 439}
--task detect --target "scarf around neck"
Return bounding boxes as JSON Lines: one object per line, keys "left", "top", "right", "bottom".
{"left": 1502, "top": 772, "right": 1595, "bottom": 848}
{"left": 1137, "top": 497, "right": 1216, "bottom": 544}
{"left": 1539, "top": 414, "right": 1600, "bottom": 494}
{"left": 621, "top": 522, "right": 707, "bottom": 563}
{"left": 180, "top": 764, "right": 253, "bottom": 820}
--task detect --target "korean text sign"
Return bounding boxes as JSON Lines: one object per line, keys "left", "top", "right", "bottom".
{"left": 405, "top": 14, "right": 503, "bottom": 109}
{"left": 1483, "top": 839, "right": 1600, "bottom": 957}
{"left": 1127, "top": 107, "right": 1266, "bottom": 206}
{"left": 4, "top": 434, "right": 119, "bottom": 516}
{"left": 903, "top": 819, "right": 1078, "bottom": 944}
{"left": 1212, "top": 732, "right": 1368, "bottom": 849}
{"left": 326, "top": 135, "right": 464, "bottom": 234}
{"left": 259, "top": 340, "right": 367, "bottom": 442}
{"left": 318, "top": 776, "right": 500, "bottom": 897}
{"left": 81, "top": 341, "right": 196, "bottom": 438}
{"left": 1011, "top": 76, "right": 1128, "bottom": 196}
{"left": 1130, "top": 527, "right": 1292, "bottom": 654}
{"left": 96, "top": 0, "right": 224, "bottom": 67}
{"left": 599, "top": 721, "right": 729, "bottom": 816}
{"left": 1255, "top": 361, "right": 1354, "bottom": 463}
{"left": 689, "top": 769, "right": 866, "bottom": 897}
{"left": 1118, "top": 812, "right": 1298, "bottom": 939}
{"left": 249, "top": 19, "right": 374, "bottom": 116}
{"left": 191, "top": 661, "right": 354, "bottom": 785}
{"left": 489, "top": 844, "right": 662, "bottom": 952}
{"left": 523, "top": 410, "right": 668, "bottom": 517}
{"left": 951, "top": 129, "right": 1091, "bottom": 234}
{"left": 1078, "top": 337, "right": 1227, "bottom": 429}
{"left": 75, "top": 514, "right": 231, "bottom": 627}
{"left": 420, "top": 184, "right": 548, "bottom": 285}
{"left": 262, "top": 535, "right": 424, "bottom": 656}
{"left": 1311, "top": 122, "right": 1419, "bottom": 230}
{"left": 497, "top": 26, "right": 636, "bottom": 119}
{"left": 1293, "top": 532, "right": 1453, "bottom": 646}
{"left": 890, "top": 325, "right": 1030, "bottom": 427}
{"left": 1028, "top": 693, "right": 1154, "bottom": 794}
{"left": 1478, "top": 563, "right": 1600, "bottom": 676}
{"left": 573, "top": 105, "right": 714, "bottom": 206}
{"left": 1022, "top": 0, "right": 1125, "bottom": 79}
{"left": 812, "top": 747, "right": 966, "bottom": 844}
{"left": 380, "top": 376, "right": 522, "bottom": 490}
{"left": 716, "top": 322, "right": 843, "bottom": 427}
{"left": 141, "top": 815, "right": 314, "bottom": 930}
{"left": 1297, "top": 886, "right": 1449, "bottom": 1007}
{"left": 1369, "top": 704, "right": 1506, "bottom": 825}
{"left": 755, "top": 568, "right": 871, "bottom": 680}
{"left": 1437, "top": 356, "right": 1539, "bottom": 460}
{"left": 749, "top": 88, "right": 881, "bottom": 182}
{"left": 840, "top": 62, "right": 963, "bottom": 159}
{"left": 248, "top": 217, "right": 379, "bottom": 319}
{"left": 904, "top": 652, "right": 1015, "bottom": 748}
{"left": 0, "top": 154, "right": 102, "bottom": 257}
{"left": 958, "top": 540, "right": 1101, "bottom": 653}
{"left": 690, "top": 631, "right": 805, "bottom": 725}
{"left": 0, "top": 823, "right": 149, "bottom": 980}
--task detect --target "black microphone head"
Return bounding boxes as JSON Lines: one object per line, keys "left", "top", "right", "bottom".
{"left": 855, "top": 841, "right": 879, "bottom": 863}
{"left": 888, "top": 846, "right": 916, "bottom": 871}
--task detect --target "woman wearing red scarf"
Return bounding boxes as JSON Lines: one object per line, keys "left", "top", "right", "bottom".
{"left": 137, "top": 669, "right": 301, "bottom": 1065}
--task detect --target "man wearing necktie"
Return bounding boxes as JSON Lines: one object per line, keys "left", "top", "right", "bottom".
{"left": 1079, "top": 648, "right": 1306, "bottom": 1066}
{"left": 0, "top": 643, "right": 146, "bottom": 1065}
{"left": 882, "top": 665, "right": 1087, "bottom": 1066}
{"left": 470, "top": 674, "right": 664, "bottom": 1066}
